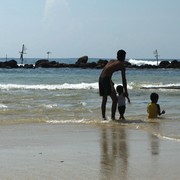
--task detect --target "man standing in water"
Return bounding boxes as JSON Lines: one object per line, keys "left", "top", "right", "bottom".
{"left": 99, "top": 50, "right": 130, "bottom": 120}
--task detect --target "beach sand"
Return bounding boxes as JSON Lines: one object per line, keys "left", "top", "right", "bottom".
{"left": 0, "top": 123, "right": 180, "bottom": 180}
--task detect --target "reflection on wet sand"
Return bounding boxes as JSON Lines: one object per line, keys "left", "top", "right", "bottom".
{"left": 150, "top": 134, "right": 159, "bottom": 155}
{"left": 100, "top": 126, "right": 128, "bottom": 180}
{"left": 149, "top": 122, "right": 160, "bottom": 155}
{"left": 100, "top": 123, "right": 160, "bottom": 179}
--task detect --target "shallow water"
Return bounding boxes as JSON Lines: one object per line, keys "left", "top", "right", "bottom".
{"left": 0, "top": 58, "right": 179, "bottom": 141}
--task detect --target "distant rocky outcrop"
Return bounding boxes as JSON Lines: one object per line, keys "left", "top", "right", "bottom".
{"left": 35, "top": 59, "right": 65, "bottom": 68}
{"left": 0, "top": 60, "right": 18, "bottom": 68}
{"left": 0, "top": 57, "right": 179, "bottom": 69}
{"left": 159, "top": 60, "right": 180, "bottom": 68}
{"left": 34, "top": 57, "right": 109, "bottom": 69}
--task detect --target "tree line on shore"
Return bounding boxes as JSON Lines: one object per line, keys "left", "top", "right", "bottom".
{"left": 0, "top": 56, "right": 180, "bottom": 69}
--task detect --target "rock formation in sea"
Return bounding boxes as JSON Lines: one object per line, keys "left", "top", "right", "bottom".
{"left": 0, "top": 56, "right": 179, "bottom": 69}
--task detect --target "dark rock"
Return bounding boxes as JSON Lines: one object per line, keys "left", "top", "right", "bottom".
{"left": 75, "top": 56, "right": 88, "bottom": 65}
{"left": 35, "top": 59, "right": 71, "bottom": 68}
{"left": 159, "top": 61, "right": 170, "bottom": 68}
{"left": 68, "top": 64, "right": 78, "bottom": 68}
{"left": 96, "top": 59, "right": 108, "bottom": 68}
{"left": 8, "top": 60, "right": 18, "bottom": 68}
{"left": 0, "top": 60, "right": 18, "bottom": 68}
{"left": 0, "top": 62, "right": 3, "bottom": 68}
{"left": 24, "top": 64, "right": 34, "bottom": 68}
{"left": 49, "top": 61, "right": 59, "bottom": 68}
{"left": 139, "top": 64, "right": 157, "bottom": 69}
{"left": 51, "top": 63, "right": 62, "bottom": 68}
{"left": 35, "top": 59, "right": 49, "bottom": 67}
{"left": 39, "top": 62, "right": 51, "bottom": 68}
{"left": 87, "top": 62, "right": 97, "bottom": 68}
{"left": 35, "top": 59, "right": 60, "bottom": 68}
{"left": 167, "top": 60, "right": 180, "bottom": 68}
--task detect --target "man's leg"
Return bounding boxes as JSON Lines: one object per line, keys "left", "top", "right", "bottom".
{"left": 110, "top": 91, "right": 117, "bottom": 120}
{"left": 101, "top": 96, "right": 107, "bottom": 119}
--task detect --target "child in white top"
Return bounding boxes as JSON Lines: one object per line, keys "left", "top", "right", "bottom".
{"left": 116, "top": 85, "right": 130, "bottom": 120}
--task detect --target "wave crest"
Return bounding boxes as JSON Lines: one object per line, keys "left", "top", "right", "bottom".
{"left": 0, "top": 83, "right": 98, "bottom": 90}
{"left": 128, "top": 59, "right": 161, "bottom": 66}
{"left": 141, "top": 83, "right": 180, "bottom": 90}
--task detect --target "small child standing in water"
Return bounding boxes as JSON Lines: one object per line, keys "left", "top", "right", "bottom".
{"left": 147, "top": 92, "right": 165, "bottom": 119}
{"left": 116, "top": 85, "right": 130, "bottom": 120}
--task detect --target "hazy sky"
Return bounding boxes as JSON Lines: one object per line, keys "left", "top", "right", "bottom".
{"left": 0, "top": 0, "right": 179, "bottom": 59}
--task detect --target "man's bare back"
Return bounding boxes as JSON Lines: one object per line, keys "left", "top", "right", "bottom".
{"left": 100, "top": 60, "right": 125, "bottom": 78}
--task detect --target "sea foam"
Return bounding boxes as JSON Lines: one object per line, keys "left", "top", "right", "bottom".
{"left": 0, "top": 83, "right": 98, "bottom": 90}
{"left": 128, "top": 59, "right": 162, "bottom": 66}
{"left": 141, "top": 83, "right": 180, "bottom": 90}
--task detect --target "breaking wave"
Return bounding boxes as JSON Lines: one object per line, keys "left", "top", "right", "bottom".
{"left": 0, "top": 83, "right": 98, "bottom": 90}
{"left": 128, "top": 59, "right": 162, "bottom": 66}
{"left": 0, "top": 82, "right": 134, "bottom": 91}
{"left": 141, "top": 83, "right": 180, "bottom": 90}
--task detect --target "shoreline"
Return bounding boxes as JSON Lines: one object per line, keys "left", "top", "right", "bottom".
{"left": 0, "top": 123, "right": 180, "bottom": 179}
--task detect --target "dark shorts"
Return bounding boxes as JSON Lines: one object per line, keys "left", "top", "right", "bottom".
{"left": 99, "top": 76, "right": 112, "bottom": 96}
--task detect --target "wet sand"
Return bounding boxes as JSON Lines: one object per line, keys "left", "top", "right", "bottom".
{"left": 0, "top": 123, "right": 180, "bottom": 180}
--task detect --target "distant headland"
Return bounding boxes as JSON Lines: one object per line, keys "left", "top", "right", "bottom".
{"left": 0, "top": 56, "right": 180, "bottom": 69}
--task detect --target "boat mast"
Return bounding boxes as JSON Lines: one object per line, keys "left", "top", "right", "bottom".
{"left": 19, "top": 44, "right": 27, "bottom": 64}
{"left": 47, "top": 51, "right": 51, "bottom": 60}
{"left": 154, "top": 49, "right": 159, "bottom": 66}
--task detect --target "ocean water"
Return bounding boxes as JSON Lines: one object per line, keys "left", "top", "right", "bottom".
{"left": 0, "top": 58, "right": 180, "bottom": 141}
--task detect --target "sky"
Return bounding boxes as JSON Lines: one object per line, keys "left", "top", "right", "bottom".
{"left": 0, "top": 0, "right": 180, "bottom": 59}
